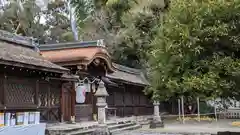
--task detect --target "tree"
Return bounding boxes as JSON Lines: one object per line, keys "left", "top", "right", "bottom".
{"left": 43, "top": 0, "right": 74, "bottom": 43}
{"left": 0, "top": 0, "right": 46, "bottom": 38}
{"left": 148, "top": 0, "right": 240, "bottom": 101}
{"left": 0, "top": 0, "right": 74, "bottom": 43}
{"left": 71, "top": 0, "right": 168, "bottom": 68}
{"left": 112, "top": 0, "right": 168, "bottom": 68}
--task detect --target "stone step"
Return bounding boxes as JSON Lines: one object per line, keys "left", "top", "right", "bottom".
{"left": 65, "top": 123, "right": 134, "bottom": 135}
{"left": 106, "top": 120, "right": 133, "bottom": 125}
{"left": 110, "top": 124, "right": 142, "bottom": 134}
{"left": 138, "top": 121, "right": 150, "bottom": 125}
{"left": 46, "top": 120, "right": 139, "bottom": 135}
{"left": 64, "top": 122, "right": 140, "bottom": 135}
{"left": 66, "top": 128, "right": 96, "bottom": 135}
{"left": 108, "top": 122, "right": 136, "bottom": 130}
{"left": 46, "top": 125, "right": 98, "bottom": 135}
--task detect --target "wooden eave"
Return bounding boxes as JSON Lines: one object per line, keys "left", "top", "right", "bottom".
{"left": 40, "top": 46, "right": 115, "bottom": 73}
{"left": 0, "top": 60, "right": 68, "bottom": 74}
{"left": 106, "top": 63, "right": 149, "bottom": 86}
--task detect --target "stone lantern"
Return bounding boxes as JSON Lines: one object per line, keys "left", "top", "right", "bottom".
{"left": 93, "top": 80, "right": 110, "bottom": 135}
{"left": 94, "top": 80, "right": 109, "bottom": 124}
{"left": 149, "top": 101, "right": 164, "bottom": 128}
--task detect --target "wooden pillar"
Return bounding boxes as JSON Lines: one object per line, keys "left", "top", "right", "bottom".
{"left": 3, "top": 74, "right": 7, "bottom": 107}
{"left": 47, "top": 80, "right": 51, "bottom": 121}
{"left": 92, "top": 83, "right": 97, "bottom": 121}
{"left": 71, "top": 82, "right": 76, "bottom": 122}
{"left": 35, "top": 80, "right": 39, "bottom": 107}
{"left": 0, "top": 75, "right": 4, "bottom": 107}
{"left": 123, "top": 84, "right": 126, "bottom": 117}
{"left": 132, "top": 87, "right": 134, "bottom": 116}
{"left": 60, "top": 83, "right": 65, "bottom": 122}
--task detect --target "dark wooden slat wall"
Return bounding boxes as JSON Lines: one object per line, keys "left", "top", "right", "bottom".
{"left": 106, "top": 83, "right": 153, "bottom": 117}
{"left": 0, "top": 73, "right": 63, "bottom": 123}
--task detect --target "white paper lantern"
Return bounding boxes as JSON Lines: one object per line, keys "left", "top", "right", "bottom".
{"left": 76, "top": 85, "right": 86, "bottom": 103}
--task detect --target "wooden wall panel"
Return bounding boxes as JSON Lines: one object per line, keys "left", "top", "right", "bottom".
{"left": 124, "top": 92, "right": 132, "bottom": 105}
{"left": 116, "top": 107, "right": 124, "bottom": 117}
{"left": 49, "top": 81, "right": 61, "bottom": 106}
{"left": 124, "top": 107, "right": 133, "bottom": 116}
{"left": 140, "top": 95, "right": 147, "bottom": 105}
{"left": 114, "top": 92, "right": 124, "bottom": 105}
{"left": 133, "top": 94, "right": 140, "bottom": 105}
{"left": 39, "top": 81, "right": 49, "bottom": 107}
{"left": 75, "top": 104, "right": 93, "bottom": 121}
{"left": 105, "top": 82, "right": 153, "bottom": 117}
{"left": 107, "top": 91, "right": 114, "bottom": 106}
{"left": 5, "top": 76, "right": 35, "bottom": 108}
{"left": 39, "top": 80, "right": 61, "bottom": 122}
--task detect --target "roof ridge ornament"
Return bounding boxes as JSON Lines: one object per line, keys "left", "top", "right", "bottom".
{"left": 97, "top": 39, "right": 105, "bottom": 47}
{"left": 30, "top": 37, "right": 40, "bottom": 52}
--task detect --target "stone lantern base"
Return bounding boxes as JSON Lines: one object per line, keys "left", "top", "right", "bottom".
{"left": 149, "top": 119, "right": 164, "bottom": 129}
{"left": 92, "top": 124, "right": 110, "bottom": 135}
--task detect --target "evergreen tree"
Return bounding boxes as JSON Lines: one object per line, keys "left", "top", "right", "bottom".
{"left": 148, "top": 0, "right": 240, "bottom": 102}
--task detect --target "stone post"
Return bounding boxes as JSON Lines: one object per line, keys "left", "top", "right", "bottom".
{"left": 93, "top": 80, "right": 110, "bottom": 135}
{"left": 150, "top": 101, "right": 164, "bottom": 128}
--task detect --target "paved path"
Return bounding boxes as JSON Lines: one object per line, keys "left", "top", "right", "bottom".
{"left": 117, "top": 119, "right": 240, "bottom": 135}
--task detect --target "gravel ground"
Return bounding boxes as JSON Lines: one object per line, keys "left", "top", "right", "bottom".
{"left": 115, "top": 119, "right": 240, "bottom": 135}
{"left": 115, "top": 130, "right": 184, "bottom": 135}
{"left": 115, "top": 130, "right": 212, "bottom": 135}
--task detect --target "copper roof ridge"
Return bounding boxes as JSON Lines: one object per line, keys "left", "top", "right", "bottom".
{"left": 39, "top": 40, "right": 106, "bottom": 51}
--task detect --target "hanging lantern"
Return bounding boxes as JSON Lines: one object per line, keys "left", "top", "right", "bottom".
{"left": 188, "top": 105, "right": 192, "bottom": 111}
{"left": 76, "top": 84, "right": 86, "bottom": 103}
{"left": 92, "top": 83, "right": 96, "bottom": 93}
{"left": 84, "top": 82, "right": 91, "bottom": 92}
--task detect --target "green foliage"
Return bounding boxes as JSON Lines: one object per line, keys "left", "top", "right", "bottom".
{"left": 0, "top": 0, "right": 44, "bottom": 36}
{"left": 43, "top": 0, "right": 73, "bottom": 43}
{"left": 0, "top": 0, "right": 73, "bottom": 43}
{"left": 149, "top": 0, "right": 240, "bottom": 101}
{"left": 199, "top": 102, "right": 214, "bottom": 114}
{"left": 71, "top": 0, "right": 167, "bottom": 68}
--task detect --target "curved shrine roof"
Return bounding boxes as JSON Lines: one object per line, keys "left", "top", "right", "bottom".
{"left": 40, "top": 41, "right": 115, "bottom": 73}
{"left": 106, "top": 63, "right": 149, "bottom": 86}
{"left": 0, "top": 30, "right": 68, "bottom": 73}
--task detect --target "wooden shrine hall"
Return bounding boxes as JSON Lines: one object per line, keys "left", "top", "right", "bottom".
{"left": 40, "top": 41, "right": 153, "bottom": 122}
{"left": 0, "top": 30, "right": 78, "bottom": 123}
